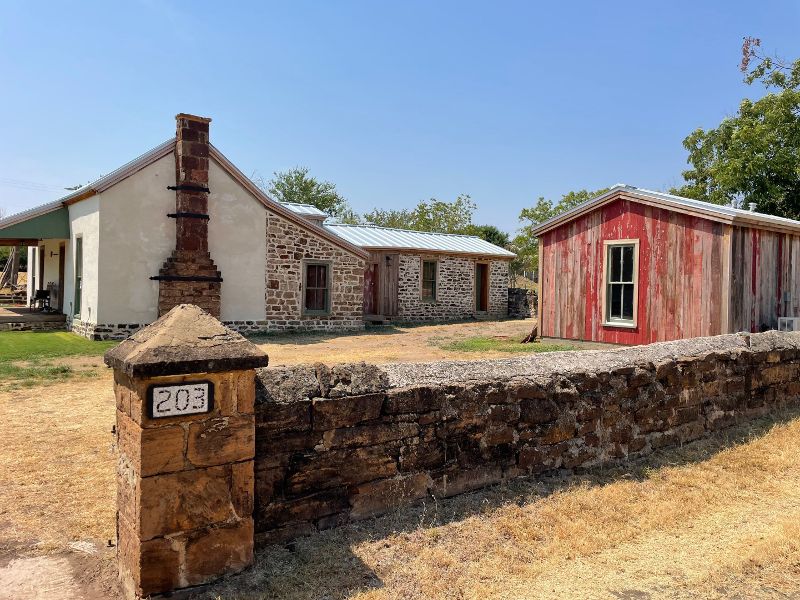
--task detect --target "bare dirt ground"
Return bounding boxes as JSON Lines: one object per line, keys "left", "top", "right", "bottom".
{"left": 253, "top": 319, "right": 605, "bottom": 366}
{"left": 1, "top": 322, "right": 798, "bottom": 599}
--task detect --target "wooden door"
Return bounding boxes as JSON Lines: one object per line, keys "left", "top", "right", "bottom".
{"left": 363, "top": 263, "right": 378, "bottom": 315}
{"left": 476, "top": 263, "right": 489, "bottom": 311}
{"left": 380, "top": 254, "right": 399, "bottom": 317}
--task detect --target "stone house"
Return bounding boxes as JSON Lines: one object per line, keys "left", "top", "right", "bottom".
{"left": 0, "top": 113, "right": 514, "bottom": 339}
{"left": 322, "top": 222, "right": 514, "bottom": 322}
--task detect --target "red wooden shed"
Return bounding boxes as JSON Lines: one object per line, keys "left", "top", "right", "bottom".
{"left": 533, "top": 184, "right": 800, "bottom": 345}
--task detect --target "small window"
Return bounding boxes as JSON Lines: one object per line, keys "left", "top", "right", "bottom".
{"left": 303, "top": 261, "right": 330, "bottom": 314}
{"left": 605, "top": 241, "right": 638, "bottom": 326}
{"left": 421, "top": 260, "right": 437, "bottom": 302}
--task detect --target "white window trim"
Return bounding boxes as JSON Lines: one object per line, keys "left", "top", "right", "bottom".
{"left": 601, "top": 239, "right": 640, "bottom": 329}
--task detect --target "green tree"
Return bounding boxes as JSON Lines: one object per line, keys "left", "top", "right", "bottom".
{"left": 365, "top": 194, "right": 477, "bottom": 233}
{"left": 264, "top": 167, "right": 360, "bottom": 223}
{"left": 463, "top": 224, "right": 510, "bottom": 248}
{"left": 672, "top": 39, "right": 800, "bottom": 218}
{"left": 513, "top": 188, "right": 610, "bottom": 277}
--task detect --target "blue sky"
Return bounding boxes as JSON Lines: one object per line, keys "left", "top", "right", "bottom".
{"left": 1, "top": 1, "right": 799, "bottom": 233}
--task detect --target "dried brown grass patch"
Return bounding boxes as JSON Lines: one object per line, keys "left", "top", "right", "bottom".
{"left": 204, "top": 411, "right": 800, "bottom": 600}
{"left": 0, "top": 374, "right": 116, "bottom": 557}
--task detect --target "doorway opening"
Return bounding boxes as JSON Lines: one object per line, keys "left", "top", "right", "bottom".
{"left": 475, "top": 263, "right": 489, "bottom": 312}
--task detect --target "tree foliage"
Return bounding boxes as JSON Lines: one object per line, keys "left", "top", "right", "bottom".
{"left": 512, "top": 188, "right": 610, "bottom": 277}
{"left": 672, "top": 39, "right": 800, "bottom": 218}
{"left": 263, "top": 167, "right": 360, "bottom": 223}
{"left": 463, "top": 224, "right": 510, "bottom": 248}
{"left": 364, "top": 195, "right": 477, "bottom": 234}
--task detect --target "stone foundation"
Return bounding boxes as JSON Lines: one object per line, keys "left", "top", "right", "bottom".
{"left": 253, "top": 331, "right": 800, "bottom": 544}
{"left": 0, "top": 320, "right": 66, "bottom": 332}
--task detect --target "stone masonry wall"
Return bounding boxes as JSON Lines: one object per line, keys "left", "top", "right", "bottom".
{"left": 396, "top": 254, "right": 509, "bottom": 322}
{"left": 265, "top": 212, "right": 365, "bottom": 332}
{"left": 508, "top": 287, "right": 534, "bottom": 319}
{"left": 253, "top": 331, "right": 800, "bottom": 544}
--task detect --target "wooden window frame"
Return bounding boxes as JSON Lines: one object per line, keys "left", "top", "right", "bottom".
{"left": 302, "top": 260, "right": 332, "bottom": 316}
{"left": 601, "top": 239, "right": 639, "bottom": 328}
{"left": 420, "top": 258, "right": 438, "bottom": 303}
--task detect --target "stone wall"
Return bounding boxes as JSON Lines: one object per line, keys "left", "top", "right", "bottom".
{"left": 0, "top": 320, "right": 66, "bottom": 333}
{"left": 253, "top": 331, "right": 800, "bottom": 544}
{"left": 265, "top": 212, "right": 365, "bottom": 332}
{"left": 395, "top": 254, "right": 509, "bottom": 322}
{"left": 508, "top": 287, "right": 534, "bottom": 319}
{"left": 67, "top": 317, "right": 143, "bottom": 340}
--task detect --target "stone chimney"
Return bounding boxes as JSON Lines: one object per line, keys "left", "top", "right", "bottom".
{"left": 154, "top": 114, "right": 222, "bottom": 317}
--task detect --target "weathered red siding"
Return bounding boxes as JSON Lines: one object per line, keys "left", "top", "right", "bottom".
{"left": 729, "top": 226, "right": 800, "bottom": 333}
{"left": 539, "top": 198, "right": 726, "bottom": 344}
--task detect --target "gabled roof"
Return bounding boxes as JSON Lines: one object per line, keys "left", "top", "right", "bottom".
{"left": 532, "top": 184, "right": 800, "bottom": 236}
{"left": 323, "top": 223, "right": 516, "bottom": 258}
{"left": 0, "top": 139, "right": 369, "bottom": 259}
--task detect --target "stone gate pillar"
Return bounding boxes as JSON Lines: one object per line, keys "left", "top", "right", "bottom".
{"left": 104, "top": 304, "right": 269, "bottom": 599}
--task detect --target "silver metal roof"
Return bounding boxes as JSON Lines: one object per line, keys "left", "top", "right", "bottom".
{"left": 324, "top": 223, "right": 516, "bottom": 257}
{"left": 532, "top": 184, "right": 800, "bottom": 236}
{"left": 279, "top": 202, "right": 328, "bottom": 217}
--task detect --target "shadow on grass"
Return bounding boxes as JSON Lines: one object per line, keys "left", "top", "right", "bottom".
{"left": 197, "top": 405, "right": 800, "bottom": 600}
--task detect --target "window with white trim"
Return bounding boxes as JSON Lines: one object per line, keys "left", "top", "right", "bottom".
{"left": 605, "top": 241, "right": 638, "bottom": 325}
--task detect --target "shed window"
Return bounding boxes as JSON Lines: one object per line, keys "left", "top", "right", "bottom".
{"left": 421, "top": 260, "right": 437, "bottom": 302}
{"left": 303, "top": 261, "right": 330, "bottom": 314}
{"left": 604, "top": 241, "right": 638, "bottom": 326}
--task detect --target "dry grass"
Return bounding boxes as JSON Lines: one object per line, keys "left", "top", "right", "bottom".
{"left": 204, "top": 410, "right": 800, "bottom": 600}
{"left": 0, "top": 377, "right": 116, "bottom": 558}
{"left": 253, "top": 319, "right": 607, "bottom": 366}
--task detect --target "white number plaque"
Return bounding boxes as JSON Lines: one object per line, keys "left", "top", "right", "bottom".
{"left": 147, "top": 381, "right": 214, "bottom": 418}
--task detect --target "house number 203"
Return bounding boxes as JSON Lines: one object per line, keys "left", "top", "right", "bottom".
{"left": 147, "top": 382, "right": 214, "bottom": 418}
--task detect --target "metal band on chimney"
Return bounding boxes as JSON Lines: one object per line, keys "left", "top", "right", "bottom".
{"left": 167, "top": 185, "right": 210, "bottom": 193}
{"left": 150, "top": 274, "right": 223, "bottom": 283}
{"left": 167, "top": 212, "right": 210, "bottom": 220}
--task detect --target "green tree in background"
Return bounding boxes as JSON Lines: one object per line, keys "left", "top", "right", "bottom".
{"left": 512, "top": 188, "right": 610, "bottom": 277}
{"left": 463, "top": 224, "right": 510, "bottom": 248}
{"left": 672, "top": 38, "right": 800, "bottom": 218}
{"left": 364, "top": 194, "right": 477, "bottom": 233}
{"left": 263, "top": 167, "right": 360, "bottom": 224}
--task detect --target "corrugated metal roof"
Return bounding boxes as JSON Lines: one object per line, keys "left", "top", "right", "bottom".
{"left": 279, "top": 202, "right": 328, "bottom": 217}
{"left": 532, "top": 184, "right": 800, "bottom": 236}
{"left": 324, "top": 223, "right": 516, "bottom": 257}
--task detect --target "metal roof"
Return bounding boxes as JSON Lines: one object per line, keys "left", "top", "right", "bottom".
{"left": 324, "top": 223, "right": 516, "bottom": 258}
{"left": 279, "top": 202, "right": 328, "bottom": 217}
{"left": 531, "top": 184, "right": 800, "bottom": 236}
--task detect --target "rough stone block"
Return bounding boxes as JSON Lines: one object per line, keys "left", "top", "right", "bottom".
{"left": 520, "top": 397, "right": 559, "bottom": 425}
{"left": 431, "top": 465, "right": 502, "bottom": 498}
{"left": 322, "top": 422, "right": 418, "bottom": 449}
{"left": 187, "top": 415, "right": 255, "bottom": 467}
{"left": 312, "top": 393, "right": 384, "bottom": 430}
{"left": 350, "top": 473, "right": 432, "bottom": 520}
{"left": 183, "top": 518, "right": 254, "bottom": 587}
{"left": 256, "top": 399, "right": 311, "bottom": 433}
{"left": 138, "top": 465, "right": 240, "bottom": 540}
{"left": 286, "top": 446, "right": 398, "bottom": 494}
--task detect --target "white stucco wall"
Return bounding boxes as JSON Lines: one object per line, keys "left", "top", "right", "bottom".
{"left": 97, "top": 154, "right": 175, "bottom": 325}
{"left": 64, "top": 196, "right": 100, "bottom": 323}
{"left": 207, "top": 160, "right": 267, "bottom": 322}
{"left": 93, "top": 154, "right": 267, "bottom": 325}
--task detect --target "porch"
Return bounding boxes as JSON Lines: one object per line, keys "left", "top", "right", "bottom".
{"left": 0, "top": 306, "right": 67, "bottom": 331}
